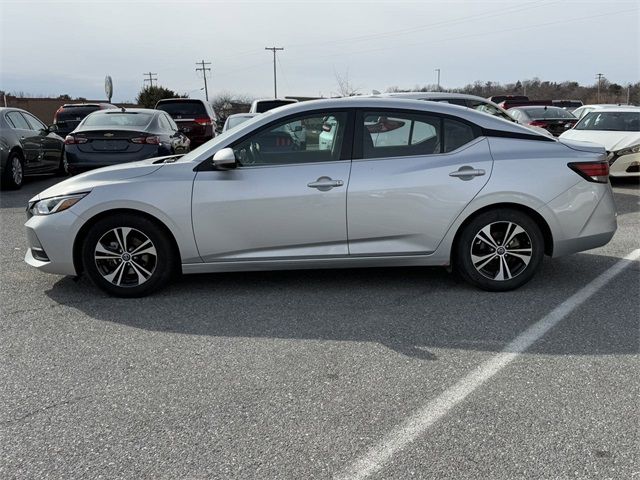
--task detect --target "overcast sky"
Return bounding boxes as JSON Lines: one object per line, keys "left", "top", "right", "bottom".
{"left": 1, "top": 0, "right": 638, "bottom": 102}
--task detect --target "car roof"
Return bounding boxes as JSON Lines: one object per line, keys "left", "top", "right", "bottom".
{"left": 94, "top": 108, "right": 158, "bottom": 114}
{"left": 228, "top": 113, "right": 259, "bottom": 118}
{"left": 156, "top": 98, "right": 205, "bottom": 103}
{"left": 379, "top": 92, "right": 492, "bottom": 102}
{"left": 581, "top": 107, "right": 640, "bottom": 113}
{"left": 249, "top": 97, "right": 538, "bottom": 135}
{"left": 513, "top": 105, "right": 566, "bottom": 110}
{"left": 579, "top": 104, "right": 637, "bottom": 109}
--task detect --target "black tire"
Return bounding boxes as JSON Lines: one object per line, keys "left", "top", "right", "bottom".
{"left": 454, "top": 208, "right": 544, "bottom": 291}
{"left": 81, "top": 214, "right": 177, "bottom": 297}
{"left": 55, "top": 150, "right": 67, "bottom": 177}
{"left": 1, "top": 151, "right": 24, "bottom": 189}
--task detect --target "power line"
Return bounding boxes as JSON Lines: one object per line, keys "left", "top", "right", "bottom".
{"left": 143, "top": 72, "right": 157, "bottom": 88}
{"left": 265, "top": 47, "right": 284, "bottom": 98}
{"left": 196, "top": 60, "right": 212, "bottom": 101}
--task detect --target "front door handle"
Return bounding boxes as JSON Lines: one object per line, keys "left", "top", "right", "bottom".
{"left": 449, "top": 166, "right": 485, "bottom": 180}
{"left": 307, "top": 176, "right": 344, "bottom": 191}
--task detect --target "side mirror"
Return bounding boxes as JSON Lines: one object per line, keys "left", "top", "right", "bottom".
{"left": 212, "top": 147, "right": 237, "bottom": 169}
{"left": 48, "top": 124, "right": 58, "bottom": 133}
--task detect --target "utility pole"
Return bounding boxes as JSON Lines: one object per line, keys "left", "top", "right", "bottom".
{"left": 195, "top": 60, "right": 212, "bottom": 101}
{"left": 596, "top": 73, "right": 604, "bottom": 103}
{"left": 435, "top": 68, "right": 441, "bottom": 91}
{"left": 143, "top": 72, "right": 157, "bottom": 88}
{"left": 627, "top": 84, "right": 631, "bottom": 105}
{"left": 265, "top": 47, "right": 284, "bottom": 98}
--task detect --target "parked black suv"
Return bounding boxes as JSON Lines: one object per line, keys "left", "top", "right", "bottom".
{"left": 155, "top": 99, "right": 217, "bottom": 148}
{"left": 53, "top": 103, "right": 118, "bottom": 137}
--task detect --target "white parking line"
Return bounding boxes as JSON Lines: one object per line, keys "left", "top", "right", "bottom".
{"left": 337, "top": 249, "right": 640, "bottom": 480}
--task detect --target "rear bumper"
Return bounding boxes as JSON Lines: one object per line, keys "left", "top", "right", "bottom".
{"left": 542, "top": 181, "right": 617, "bottom": 257}
{"left": 65, "top": 145, "right": 169, "bottom": 173}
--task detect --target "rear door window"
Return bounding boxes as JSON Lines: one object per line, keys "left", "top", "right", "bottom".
{"left": 361, "top": 111, "right": 440, "bottom": 159}
{"left": 6, "top": 111, "right": 31, "bottom": 130}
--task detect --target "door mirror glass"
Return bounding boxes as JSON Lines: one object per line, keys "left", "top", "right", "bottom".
{"left": 212, "top": 147, "right": 237, "bottom": 168}
{"left": 48, "top": 124, "right": 58, "bottom": 133}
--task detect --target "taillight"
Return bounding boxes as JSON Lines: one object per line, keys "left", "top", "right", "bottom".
{"left": 131, "top": 136, "right": 160, "bottom": 145}
{"left": 568, "top": 161, "right": 609, "bottom": 183}
{"left": 529, "top": 120, "right": 548, "bottom": 127}
{"left": 194, "top": 117, "right": 212, "bottom": 126}
{"left": 64, "top": 135, "right": 88, "bottom": 145}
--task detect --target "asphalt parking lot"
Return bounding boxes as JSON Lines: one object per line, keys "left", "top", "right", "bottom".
{"left": 1, "top": 176, "right": 638, "bottom": 479}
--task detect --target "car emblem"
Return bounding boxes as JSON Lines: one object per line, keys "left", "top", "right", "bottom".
{"left": 104, "top": 133, "right": 114, "bottom": 137}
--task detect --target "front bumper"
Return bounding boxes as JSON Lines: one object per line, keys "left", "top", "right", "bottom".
{"left": 24, "top": 208, "right": 81, "bottom": 276}
{"left": 609, "top": 152, "right": 640, "bottom": 177}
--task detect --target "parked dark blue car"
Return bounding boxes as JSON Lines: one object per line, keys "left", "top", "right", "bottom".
{"left": 64, "top": 108, "right": 190, "bottom": 175}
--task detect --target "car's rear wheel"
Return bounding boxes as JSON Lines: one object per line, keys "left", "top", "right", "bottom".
{"left": 1, "top": 152, "right": 24, "bottom": 189}
{"left": 455, "top": 209, "right": 544, "bottom": 291}
{"left": 81, "top": 214, "right": 176, "bottom": 297}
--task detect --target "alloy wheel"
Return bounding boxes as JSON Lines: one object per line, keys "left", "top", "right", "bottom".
{"left": 94, "top": 227, "right": 157, "bottom": 287}
{"left": 11, "top": 157, "right": 23, "bottom": 185}
{"left": 470, "top": 221, "right": 533, "bottom": 281}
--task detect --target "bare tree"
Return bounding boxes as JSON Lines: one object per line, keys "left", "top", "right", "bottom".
{"left": 333, "top": 69, "right": 362, "bottom": 97}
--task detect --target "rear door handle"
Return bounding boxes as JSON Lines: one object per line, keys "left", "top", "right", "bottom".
{"left": 449, "top": 166, "right": 485, "bottom": 180}
{"left": 307, "top": 176, "right": 344, "bottom": 191}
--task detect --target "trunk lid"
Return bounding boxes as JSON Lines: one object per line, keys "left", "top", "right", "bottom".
{"left": 73, "top": 129, "right": 147, "bottom": 153}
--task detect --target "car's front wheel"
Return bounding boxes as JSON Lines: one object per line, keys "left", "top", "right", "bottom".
{"left": 81, "top": 214, "right": 177, "bottom": 297}
{"left": 455, "top": 209, "right": 544, "bottom": 291}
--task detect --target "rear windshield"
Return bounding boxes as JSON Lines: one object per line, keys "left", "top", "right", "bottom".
{"left": 553, "top": 101, "right": 582, "bottom": 108}
{"left": 156, "top": 101, "right": 206, "bottom": 116}
{"left": 521, "top": 107, "right": 575, "bottom": 119}
{"left": 83, "top": 112, "right": 153, "bottom": 127}
{"left": 57, "top": 106, "right": 100, "bottom": 121}
{"left": 253, "top": 100, "right": 296, "bottom": 113}
{"left": 575, "top": 111, "right": 640, "bottom": 131}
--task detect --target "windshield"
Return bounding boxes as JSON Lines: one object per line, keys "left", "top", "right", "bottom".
{"left": 521, "top": 107, "right": 575, "bottom": 119}
{"left": 575, "top": 111, "right": 640, "bottom": 131}
{"left": 156, "top": 100, "right": 207, "bottom": 116}
{"left": 83, "top": 112, "right": 153, "bottom": 127}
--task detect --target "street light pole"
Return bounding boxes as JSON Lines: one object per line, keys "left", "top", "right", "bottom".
{"left": 435, "top": 68, "right": 441, "bottom": 91}
{"left": 265, "top": 47, "right": 284, "bottom": 98}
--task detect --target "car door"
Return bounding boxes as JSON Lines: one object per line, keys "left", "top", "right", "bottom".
{"left": 22, "top": 112, "right": 61, "bottom": 171}
{"left": 191, "top": 110, "right": 354, "bottom": 262}
{"left": 347, "top": 109, "right": 493, "bottom": 255}
{"left": 5, "top": 111, "right": 43, "bottom": 170}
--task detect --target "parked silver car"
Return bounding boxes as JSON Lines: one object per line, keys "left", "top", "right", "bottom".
{"left": 24, "top": 97, "right": 616, "bottom": 297}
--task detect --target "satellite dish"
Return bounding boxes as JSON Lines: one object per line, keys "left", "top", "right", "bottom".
{"left": 105, "top": 75, "right": 113, "bottom": 102}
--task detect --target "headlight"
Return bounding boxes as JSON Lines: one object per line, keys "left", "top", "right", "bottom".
{"left": 615, "top": 144, "right": 640, "bottom": 157}
{"left": 30, "top": 193, "right": 89, "bottom": 216}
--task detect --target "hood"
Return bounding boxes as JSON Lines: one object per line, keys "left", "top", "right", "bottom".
{"left": 559, "top": 130, "right": 640, "bottom": 152}
{"left": 30, "top": 157, "right": 169, "bottom": 203}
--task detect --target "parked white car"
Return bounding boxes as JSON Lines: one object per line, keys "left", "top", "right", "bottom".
{"left": 560, "top": 107, "right": 640, "bottom": 177}
{"left": 222, "top": 113, "right": 259, "bottom": 132}
{"left": 572, "top": 104, "right": 637, "bottom": 120}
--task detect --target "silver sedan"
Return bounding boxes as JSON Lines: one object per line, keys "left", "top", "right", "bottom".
{"left": 24, "top": 97, "right": 616, "bottom": 297}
